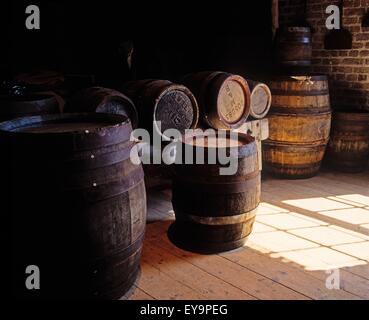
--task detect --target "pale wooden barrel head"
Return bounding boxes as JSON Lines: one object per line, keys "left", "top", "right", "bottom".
{"left": 250, "top": 83, "right": 271, "bottom": 119}
{"left": 218, "top": 79, "right": 246, "bottom": 124}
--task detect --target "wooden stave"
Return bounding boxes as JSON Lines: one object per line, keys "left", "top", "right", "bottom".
{"left": 326, "top": 111, "right": 369, "bottom": 173}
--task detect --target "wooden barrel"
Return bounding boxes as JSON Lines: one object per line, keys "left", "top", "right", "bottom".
{"left": 121, "top": 80, "right": 199, "bottom": 138}
{"left": 275, "top": 27, "right": 312, "bottom": 69}
{"left": 169, "top": 131, "right": 260, "bottom": 253}
{"left": 181, "top": 72, "right": 251, "bottom": 129}
{"left": 65, "top": 87, "right": 139, "bottom": 128}
{"left": 3, "top": 113, "right": 146, "bottom": 299}
{"left": 263, "top": 75, "right": 331, "bottom": 179}
{"left": 0, "top": 93, "right": 59, "bottom": 122}
{"left": 14, "top": 70, "right": 64, "bottom": 91}
{"left": 247, "top": 80, "right": 272, "bottom": 119}
{"left": 326, "top": 111, "right": 369, "bottom": 173}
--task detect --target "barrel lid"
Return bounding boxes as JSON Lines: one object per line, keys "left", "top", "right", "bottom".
{"left": 250, "top": 83, "right": 272, "bottom": 117}
{"left": 214, "top": 74, "right": 251, "bottom": 127}
{"left": 153, "top": 84, "right": 199, "bottom": 138}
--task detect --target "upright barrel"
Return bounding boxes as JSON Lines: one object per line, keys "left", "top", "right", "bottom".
{"left": 181, "top": 71, "right": 251, "bottom": 129}
{"left": 263, "top": 75, "right": 331, "bottom": 178}
{"left": 326, "top": 111, "right": 369, "bottom": 172}
{"left": 247, "top": 80, "right": 272, "bottom": 119}
{"left": 274, "top": 27, "right": 312, "bottom": 70}
{"left": 121, "top": 80, "right": 199, "bottom": 138}
{"left": 65, "top": 87, "right": 139, "bottom": 128}
{"left": 4, "top": 113, "right": 146, "bottom": 299}
{"left": 170, "top": 131, "right": 260, "bottom": 253}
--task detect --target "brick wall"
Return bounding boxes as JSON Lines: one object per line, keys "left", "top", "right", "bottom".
{"left": 279, "top": 0, "right": 369, "bottom": 110}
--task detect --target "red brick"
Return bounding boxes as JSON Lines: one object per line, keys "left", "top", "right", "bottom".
{"left": 343, "top": 58, "right": 364, "bottom": 64}
{"left": 346, "top": 74, "right": 358, "bottom": 81}
{"left": 345, "top": 8, "right": 365, "bottom": 16}
{"left": 359, "top": 50, "right": 369, "bottom": 56}
{"left": 355, "top": 33, "right": 369, "bottom": 41}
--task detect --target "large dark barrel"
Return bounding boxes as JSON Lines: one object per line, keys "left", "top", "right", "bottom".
{"left": 274, "top": 27, "right": 312, "bottom": 70}
{"left": 169, "top": 131, "right": 260, "bottom": 253}
{"left": 121, "top": 80, "right": 199, "bottom": 138}
{"left": 65, "top": 87, "right": 139, "bottom": 128}
{"left": 326, "top": 111, "right": 369, "bottom": 173}
{"left": 3, "top": 113, "right": 146, "bottom": 300}
{"left": 0, "top": 93, "right": 59, "bottom": 121}
{"left": 247, "top": 79, "right": 272, "bottom": 119}
{"left": 181, "top": 72, "right": 251, "bottom": 129}
{"left": 263, "top": 75, "right": 332, "bottom": 179}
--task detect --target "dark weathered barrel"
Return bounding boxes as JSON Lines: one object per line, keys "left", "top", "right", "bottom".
{"left": 181, "top": 71, "right": 251, "bottom": 129}
{"left": 274, "top": 27, "right": 312, "bottom": 69}
{"left": 169, "top": 131, "right": 260, "bottom": 253}
{"left": 121, "top": 80, "right": 199, "bottom": 138}
{"left": 0, "top": 93, "right": 59, "bottom": 121}
{"left": 3, "top": 113, "right": 146, "bottom": 300}
{"left": 263, "top": 75, "right": 332, "bottom": 179}
{"left": 326, "top": 111, "right": 369, "bottom": 173}
{"left": 65, "top": 87, "right": 139, "bottom": 128}
{"left": 247, "top": 80, "right": 272, "bottom": 119}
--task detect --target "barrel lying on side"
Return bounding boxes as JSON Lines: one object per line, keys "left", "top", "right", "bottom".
{"left": 65, "top": 87, "right": 139, "bottom": 128}
{"left": 170, "top": 131, "right": 260, "bottom": 253}
{"left": 121, "top": 80, "right": 199, "bottom": 138}
{"left": 326, "top": 111, "right": 369, "bottom": 172}
{"left": 3, "top": 113, "right": 146, "bottom": 300}
{"left": 0, "top": 93, "right": 59, "bottom": 121}
{"left": 247, "top": 80, "right": 272, "bottom": 119}
{"left": 181, "top": 71, "right": 251, "bottom": 129}
{"left": 263, "top": 75, "right": 332, "bottom": 179}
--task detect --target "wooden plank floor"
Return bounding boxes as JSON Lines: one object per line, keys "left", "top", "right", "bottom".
{"left": 129, "top": 170, "right": 369, "bottom": 300}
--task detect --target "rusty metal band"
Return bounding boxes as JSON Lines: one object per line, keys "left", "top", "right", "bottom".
{"left": 180, "top": 207, "right": 258, "bottom": 226}
{"left": 266, "top": 161, "right": 322, "bottom": 170}
{"left": 278, "top": 36, "right": 311, "bottom": 43}
{"left": 269, "top": 107, "right": 331, "bottom": 115}
{"left": 263, "top": 139, "right": 329, "bottom": 148}
{"left": 90, "top": 231, "right": 145, "bottom": 264}
{"left": 271, "top": 89, "right": 329, "bottom": 96}
{"left": 174, "top": 170, "right": 260, "bottom": 194}
{"left": 280, "top": 60, "right": 311, "bottom": 66}
{"left": 64, "top": 168, "right": 145, "bottom": 202}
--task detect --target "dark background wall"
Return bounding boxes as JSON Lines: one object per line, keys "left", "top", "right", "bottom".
{"left": 3, "top": 1, "right": 273, "bottom": 86}
{"left": 279, "top": 0, "right": 369, "bottom": 111}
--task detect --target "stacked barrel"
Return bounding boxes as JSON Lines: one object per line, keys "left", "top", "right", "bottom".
{"left": 263, "top": 75, "right": 331, "bottom": 179}
{"left": 268, "top": 26, "right": 333, "bottom": 179}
